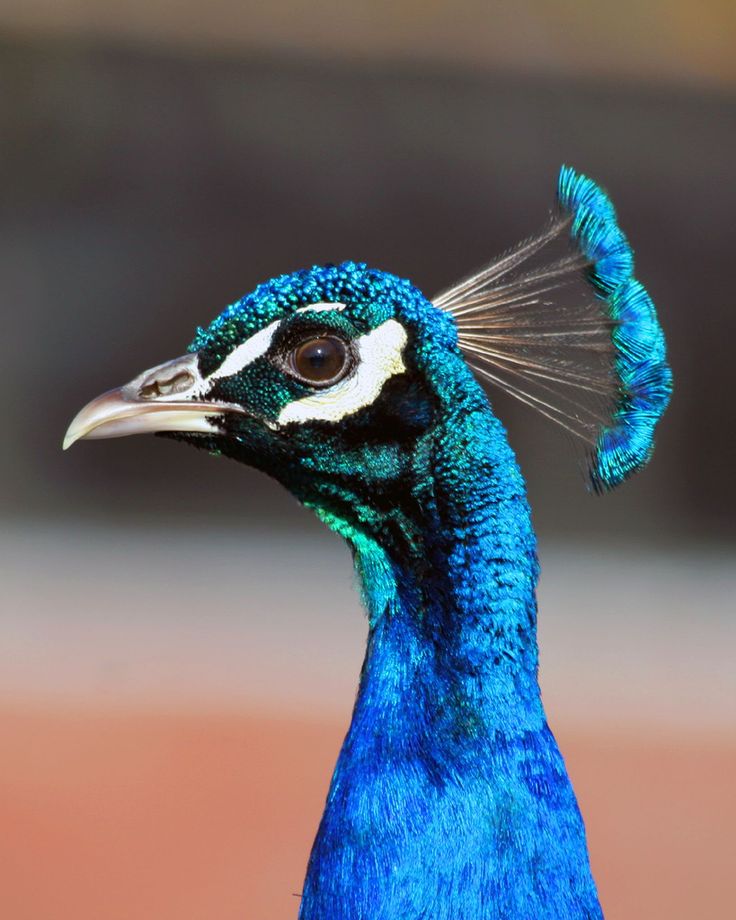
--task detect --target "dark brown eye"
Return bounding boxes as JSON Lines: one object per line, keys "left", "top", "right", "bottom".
{"left": 291, "top": 336, "right": 349, "bottom": 385}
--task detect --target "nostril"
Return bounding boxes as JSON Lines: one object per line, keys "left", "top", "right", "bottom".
{"left": 139, "top": 371, "right": 195, "bottom": 399}
{"left": 139, "top": 380, "right": 161, "bottom": 399}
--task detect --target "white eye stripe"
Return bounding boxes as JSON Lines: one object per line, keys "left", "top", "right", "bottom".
{"left": 203, "top": 304, "right": 346, "bottom": 387}
{"left": 206, "top": 319, "right": 281, "bottom": 383}
{"left": 295, "top": 302, "right": 346, "bottom": 314}
{"left": 277, "top": 319, "right": 407, "bottom": 425}
{"left": 196, "top": 308, "right": 405, "bottom": 427}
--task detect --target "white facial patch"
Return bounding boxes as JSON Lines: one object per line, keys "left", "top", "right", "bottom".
{"left": 207, "top": 319, "right": 281, "bottom": 383}
{"left": 141, "top": 319, "right": 282, "bottom": 403}
{"left": 197, "top": 306, "right": 345, "bottom": 392}
{"left": 277, "top": 319, "right": 407, "bottom": 426}
{"left": 295, "top": 302, "right": 346, "bottom": 314}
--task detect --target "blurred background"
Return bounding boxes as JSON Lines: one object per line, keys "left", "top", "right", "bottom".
{"left": 1, "top": 2, "right": 735, "bottom": 918}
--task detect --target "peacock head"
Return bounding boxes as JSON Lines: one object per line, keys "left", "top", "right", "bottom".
{"left": 65, "top": 168, "right": 672, "bottom": 557}
{"left": 63, "top": 263, "right": 473, "bottom": 547}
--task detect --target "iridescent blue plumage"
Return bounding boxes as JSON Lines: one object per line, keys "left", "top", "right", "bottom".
{"left": 65, "top": 167, "right": 671, "bottom": 919}
{"left": 296, "top": 315, "right": 603, "bottom": 917}
{"left": 187, "top": 261, "right": 605, "bottom": 917}
{"left": 557, "top": 166, "right": 672, "bottom": 490}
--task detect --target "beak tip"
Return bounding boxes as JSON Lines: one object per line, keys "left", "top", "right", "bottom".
{"left": 62, "top": 413, "right": 87, "bottom": 451}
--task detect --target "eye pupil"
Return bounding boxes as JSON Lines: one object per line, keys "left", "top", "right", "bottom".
{"left": 293, "top": 337, "right": 348, "bottom": 384}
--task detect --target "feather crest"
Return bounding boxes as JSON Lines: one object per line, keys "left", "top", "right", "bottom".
{"left": 435, "top": 166, "right": 672, "bottom": 491}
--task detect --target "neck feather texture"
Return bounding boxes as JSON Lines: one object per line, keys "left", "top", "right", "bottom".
{"left": 299, "top": 403, "right": 603, "bottom": 920}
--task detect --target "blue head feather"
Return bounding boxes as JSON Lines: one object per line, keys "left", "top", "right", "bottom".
{"left": 557, "top": 166, "right": 672, "bottom": 491}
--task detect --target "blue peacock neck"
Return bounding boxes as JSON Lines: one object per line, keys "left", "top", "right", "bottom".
{"left": 299, "top": 381, "right": 603, "bottom": 919}
{"left": 352, "top": 404, "right": 544, "bottom": 739}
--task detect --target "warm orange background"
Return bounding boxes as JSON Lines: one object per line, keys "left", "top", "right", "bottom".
{"left": 2, "top": 526, "right": 734, "bottom": 919}
{"left": 3, "top": 708, "right": 734, "bottom": 920}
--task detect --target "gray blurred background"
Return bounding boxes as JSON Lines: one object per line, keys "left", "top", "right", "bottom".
{"left": 2, "top": 0, "right": 736, "bottom": 711}
{"left": 1, "top": 0, "right": 735, "bottom": 705}
{"left": 0, "top": 4, "right": 734, "bottom": 542}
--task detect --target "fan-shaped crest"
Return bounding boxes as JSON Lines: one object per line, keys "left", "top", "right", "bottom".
{"left": 434, "top": 166, "right": 672, "bottom": 491}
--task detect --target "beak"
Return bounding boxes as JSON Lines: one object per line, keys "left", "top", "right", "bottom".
{"left": 63, "top": 352, "right": 243, "bottom": 450}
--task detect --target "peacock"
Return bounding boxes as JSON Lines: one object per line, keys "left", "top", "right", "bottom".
{"left": 64, "top": 166, "right": 671, "bottom": 919}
